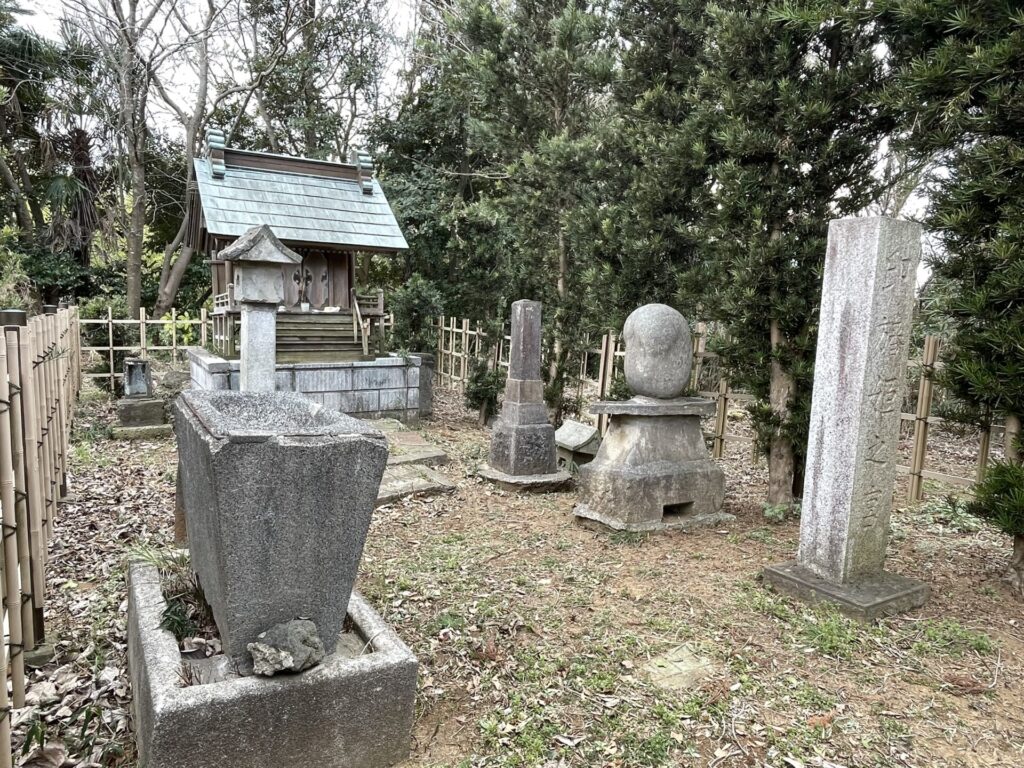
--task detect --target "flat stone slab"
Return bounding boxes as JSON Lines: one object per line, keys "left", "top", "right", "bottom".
{"left": 477, "top": 464, "right": 572, "bottom": 493}
{"left": 762, "top": 561, "right": 930, "bottom": 623}
{"left": 128, "top": 564, "right": 417, "bottom": 768}
{"left": 376, "top": 463, "right": 456, "bottom": 506}
{"left": 386, "top": 431, "right": 449, "bottom": 467}
{"left": 590, "top": 396, "right": 715, "bottom": 417}
{"left": 112, "top": 424, "right": 173, "bottom": 440}
{"left": 645, "top": 644, "right": 716, "bottom": 691}
{"left": 117, "top": 396, "right": 166, "bottom": 427}
{"left": 575, "top": 502, "right": 733, "bottom": 533}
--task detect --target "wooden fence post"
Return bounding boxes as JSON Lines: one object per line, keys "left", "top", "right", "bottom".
{"left": 200, "top": 308, "right": 208, "bottom": 348}
{"left": 107, "top": 306, "right": 115, "bottom": 392}
{"left": 908, "top": 335, "right": 939, "bottom": 502}
{"left": 140, "top": 307, "right": 148, "bottom": 359}
{"left": 713, "top": 378, "right": 729, "bottom": 459}
{"left": 171, "top": 307, "right": 178, "bottom": 361}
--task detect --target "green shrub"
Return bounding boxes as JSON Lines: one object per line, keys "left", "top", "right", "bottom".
{"left": 389, "top": 274, "right": 443, "bottom": 352}
{"left": 967, "top": 457, "right": 1024, "bottom": 592}
{"left": 465, "top": 358, "right": 504, "bottom": 420}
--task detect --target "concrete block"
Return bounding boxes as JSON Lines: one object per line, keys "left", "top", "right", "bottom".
{"left": 117, "top": 397, "right": 166, "bottom": 428}
{"left": 340, "top": 390, "right": 380, "bottom": 415}
{"left": 129, "top": 563, "right": 417, "bottom": 768}
{"left": 352, "top": 367, "right": 406, "bottom": 390}
{"left": 295, "top": 367, "right": 352, "bottom": 393}
{"left": 379, "top": 388, "right": 408, "bottom": 411}
{"left": 173, "top": 391, "right": 388, "bottom": 661}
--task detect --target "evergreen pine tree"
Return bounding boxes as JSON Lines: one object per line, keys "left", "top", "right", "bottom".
{"left": 882, "top": 0, "right": 1024, "bottom": 590}
{"left": 679, "top": 1, "right": 894, "bottom": 506}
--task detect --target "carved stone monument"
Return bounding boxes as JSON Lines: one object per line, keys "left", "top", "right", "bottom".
{"left": 130, "top": 389, "right": 417, "bottom": 768}
{"left": 220, "top": 225, "right": 301, "bottom": 392}
{"left": 763, "top": 217, "right": 929, "bottom": 621}
{"left": 574, "top": 304, "right": 730, "bottom": 531}
{"left": 113, "top": 358, "right": 171, "bottom": 439}
{"left": 478, "top": 300, "right": 570, "bottom": 491}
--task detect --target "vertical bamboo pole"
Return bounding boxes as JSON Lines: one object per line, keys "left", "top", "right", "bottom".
{"left": 691, "top": 322, "right": 706, "bottom": 392}
{"left": 6, "top": 328, "right": 34, "bottom": 651}
{"left": 0, "top": 341, "right": 26, "bottom": 706}
{"left": 36, "top": 318, "right": 56, "bottom": 541}
{"left": 460, "top": 318, "right": 470, "bottom": 388}
{"left": 200, "top": 308, "right": 208, "bottom": 348}
{"left": 0, "top": 635, "right": 11, "bottom": 768}
{"left": 52, "top": 314, "right": 68, "bottom": 495}
{"left": 140, "top": 307, "right": 148, "bottom": 359}
{"left": 171, "top": 307, "right": 178, "bottom": 361}
{"left": 1006, "top": 414, "right": 1021, "bottom": 462}
{"left": 909, "top": 336, "right": 939, "bottom": 502}
{"left": 19, "top": 324, "right": 46, "bottom": 642}
{"left": 713, "top": 378, "right": 729, "bottom": 459}
{"left": 107, "top": 305, "right": 115, "bottom": 393}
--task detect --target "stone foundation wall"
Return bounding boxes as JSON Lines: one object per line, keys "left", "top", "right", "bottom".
{"left": 188, "top": 348, "right": 433, "bottom": 423}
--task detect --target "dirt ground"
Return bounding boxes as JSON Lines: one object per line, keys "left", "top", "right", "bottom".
{"left": 10, "top": 384, "right": 1023, "bottom": 767}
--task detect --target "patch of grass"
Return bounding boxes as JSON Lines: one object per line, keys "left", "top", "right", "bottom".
{"left": 916, "top": 494, "right": 982, "bottom": 533}
{"left": 609, "top": 530, "right": 649, "bottom": 546}
{"left": 746, "top": 527, "right": 776, "bottom": 544}
{"left": 796, "top": 605, "right": 860, "bottom": 658}
{"left": 131, "top": 547, "right": 215, "bottom": 643}
{"left": 912, "top": 619, "right": 995, "bottom": 657}
{"left": 424, "top": 610, "right": 466, "bottom": 636}
{"left": 736, "top": 581, "right": 794, "bottom": 621}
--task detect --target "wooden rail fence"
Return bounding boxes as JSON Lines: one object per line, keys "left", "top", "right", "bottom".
{"left": 433, "top": 315, "right": 1006, "bottom": 501}
{"left": 1, "top": 307, "right": 80, "bottom": 767}
{"left": 79, "top": 308, "right": 210, "bottom": 391}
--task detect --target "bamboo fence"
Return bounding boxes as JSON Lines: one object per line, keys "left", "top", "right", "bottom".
{"left": 1, "top": 307, "right": 80, "bottom": 767}
{"left": 79, "top": 308, "right": 210, "bottom": 391}
{"left": 433, "top": 315, "right": 1006, "bottom": 501}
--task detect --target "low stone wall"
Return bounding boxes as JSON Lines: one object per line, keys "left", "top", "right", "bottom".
{"left": 187, "top": 348, "right": 433, "bottom": 423}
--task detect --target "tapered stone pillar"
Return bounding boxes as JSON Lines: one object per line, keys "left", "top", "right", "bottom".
{"left": 764, "top": 217, "right": 929, "bottom": 620}
{"left": 479, "top": 300, "right": 570, "bottom": 491}
{"left": 220, "top": 225, "right": 302, "bottom": 393}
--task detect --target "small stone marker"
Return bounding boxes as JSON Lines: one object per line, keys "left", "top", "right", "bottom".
{"left": 555, "top": 419, "right": 601, "bottom": 471}
{"left": 644, "top": 644, "right": 716, "bottom": 692}
{"left": 113, "top": 357, "right": 171, "bottom": 439}
{"left": 575, "top": 304, "right": 729, "bottom": 531}
{"left": 221, "top": 225, "right": 301, "bottom": 393}
{"left": 479, "top": 300, "right": 570, "bottom": 491}
{"left": 763, "top": 217, "right": 929, "bottom": 621}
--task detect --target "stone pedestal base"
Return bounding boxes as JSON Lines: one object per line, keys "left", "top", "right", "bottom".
{"left": 489, "top": 419, "right": 558, "bottom": 477}
{"left": 117, "top": 396, "right": 166, "bottom": 427}
{"left": 574, "top": 400, "right": 729, "bottom": 532}
{"left": 762, "top": 561, "right": 930, "bottom": 622}
{"left": 129, "top": 564, "right": 417, "bottom": 768}
{"left": 112, "top": 424, "right": 173, "bottom": 440}
{"left": 477, "top": 463, "right": 571, "bottom": 492}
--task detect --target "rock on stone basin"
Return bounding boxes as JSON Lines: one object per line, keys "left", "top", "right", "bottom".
{"left": 173, "top": 391, "right": 388, "bottom": 661}
{"left": 249, "top": 619, "right": 326, "bottom": 676}
{"left": 623, "top": 304, "right": 693, "bottom": 399}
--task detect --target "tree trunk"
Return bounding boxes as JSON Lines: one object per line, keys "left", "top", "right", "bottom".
{"left": 126, "top": 159, "right": 147, "bottom": 316}
{"left": 15, "top": 155, "right": 45, "bottom": 230}
{"left": 154, "top": 244, "right": 196, "bottom": 317}
{"left": 0, "top": 154, "right": 33, "bottom": 233}
{"left": 767, "top": 317, "right": 796, "bottom": 506}
{"left": 1005, "top": 413, "right": 1020, "bottom": 461}
{"left": 1011, "top": 534, "right": 1024, "bottom": 596}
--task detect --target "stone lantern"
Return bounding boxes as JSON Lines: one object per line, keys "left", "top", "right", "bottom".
{"left": 220, "top": 225, "right": 301, "bottom": 392}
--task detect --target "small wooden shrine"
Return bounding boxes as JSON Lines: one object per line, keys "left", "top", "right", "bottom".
{"left": 184, "top": 129, "right": 407, "bottom": 361}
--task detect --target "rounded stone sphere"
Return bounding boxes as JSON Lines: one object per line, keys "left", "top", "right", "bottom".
{"left": 622, "top": 304, "right": 692, "bottom": 399}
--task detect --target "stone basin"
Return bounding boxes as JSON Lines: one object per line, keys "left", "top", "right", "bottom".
{"left": 173, "top": 391, "right": 388, "bottom": 661}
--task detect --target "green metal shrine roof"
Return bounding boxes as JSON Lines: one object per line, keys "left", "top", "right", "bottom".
{"left": 191, "top": 146, "right": 408, "bottom": 253}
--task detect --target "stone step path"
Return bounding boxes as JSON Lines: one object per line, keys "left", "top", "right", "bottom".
{"left": 368, "top": 419, "right": 456, "bottom": 506}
